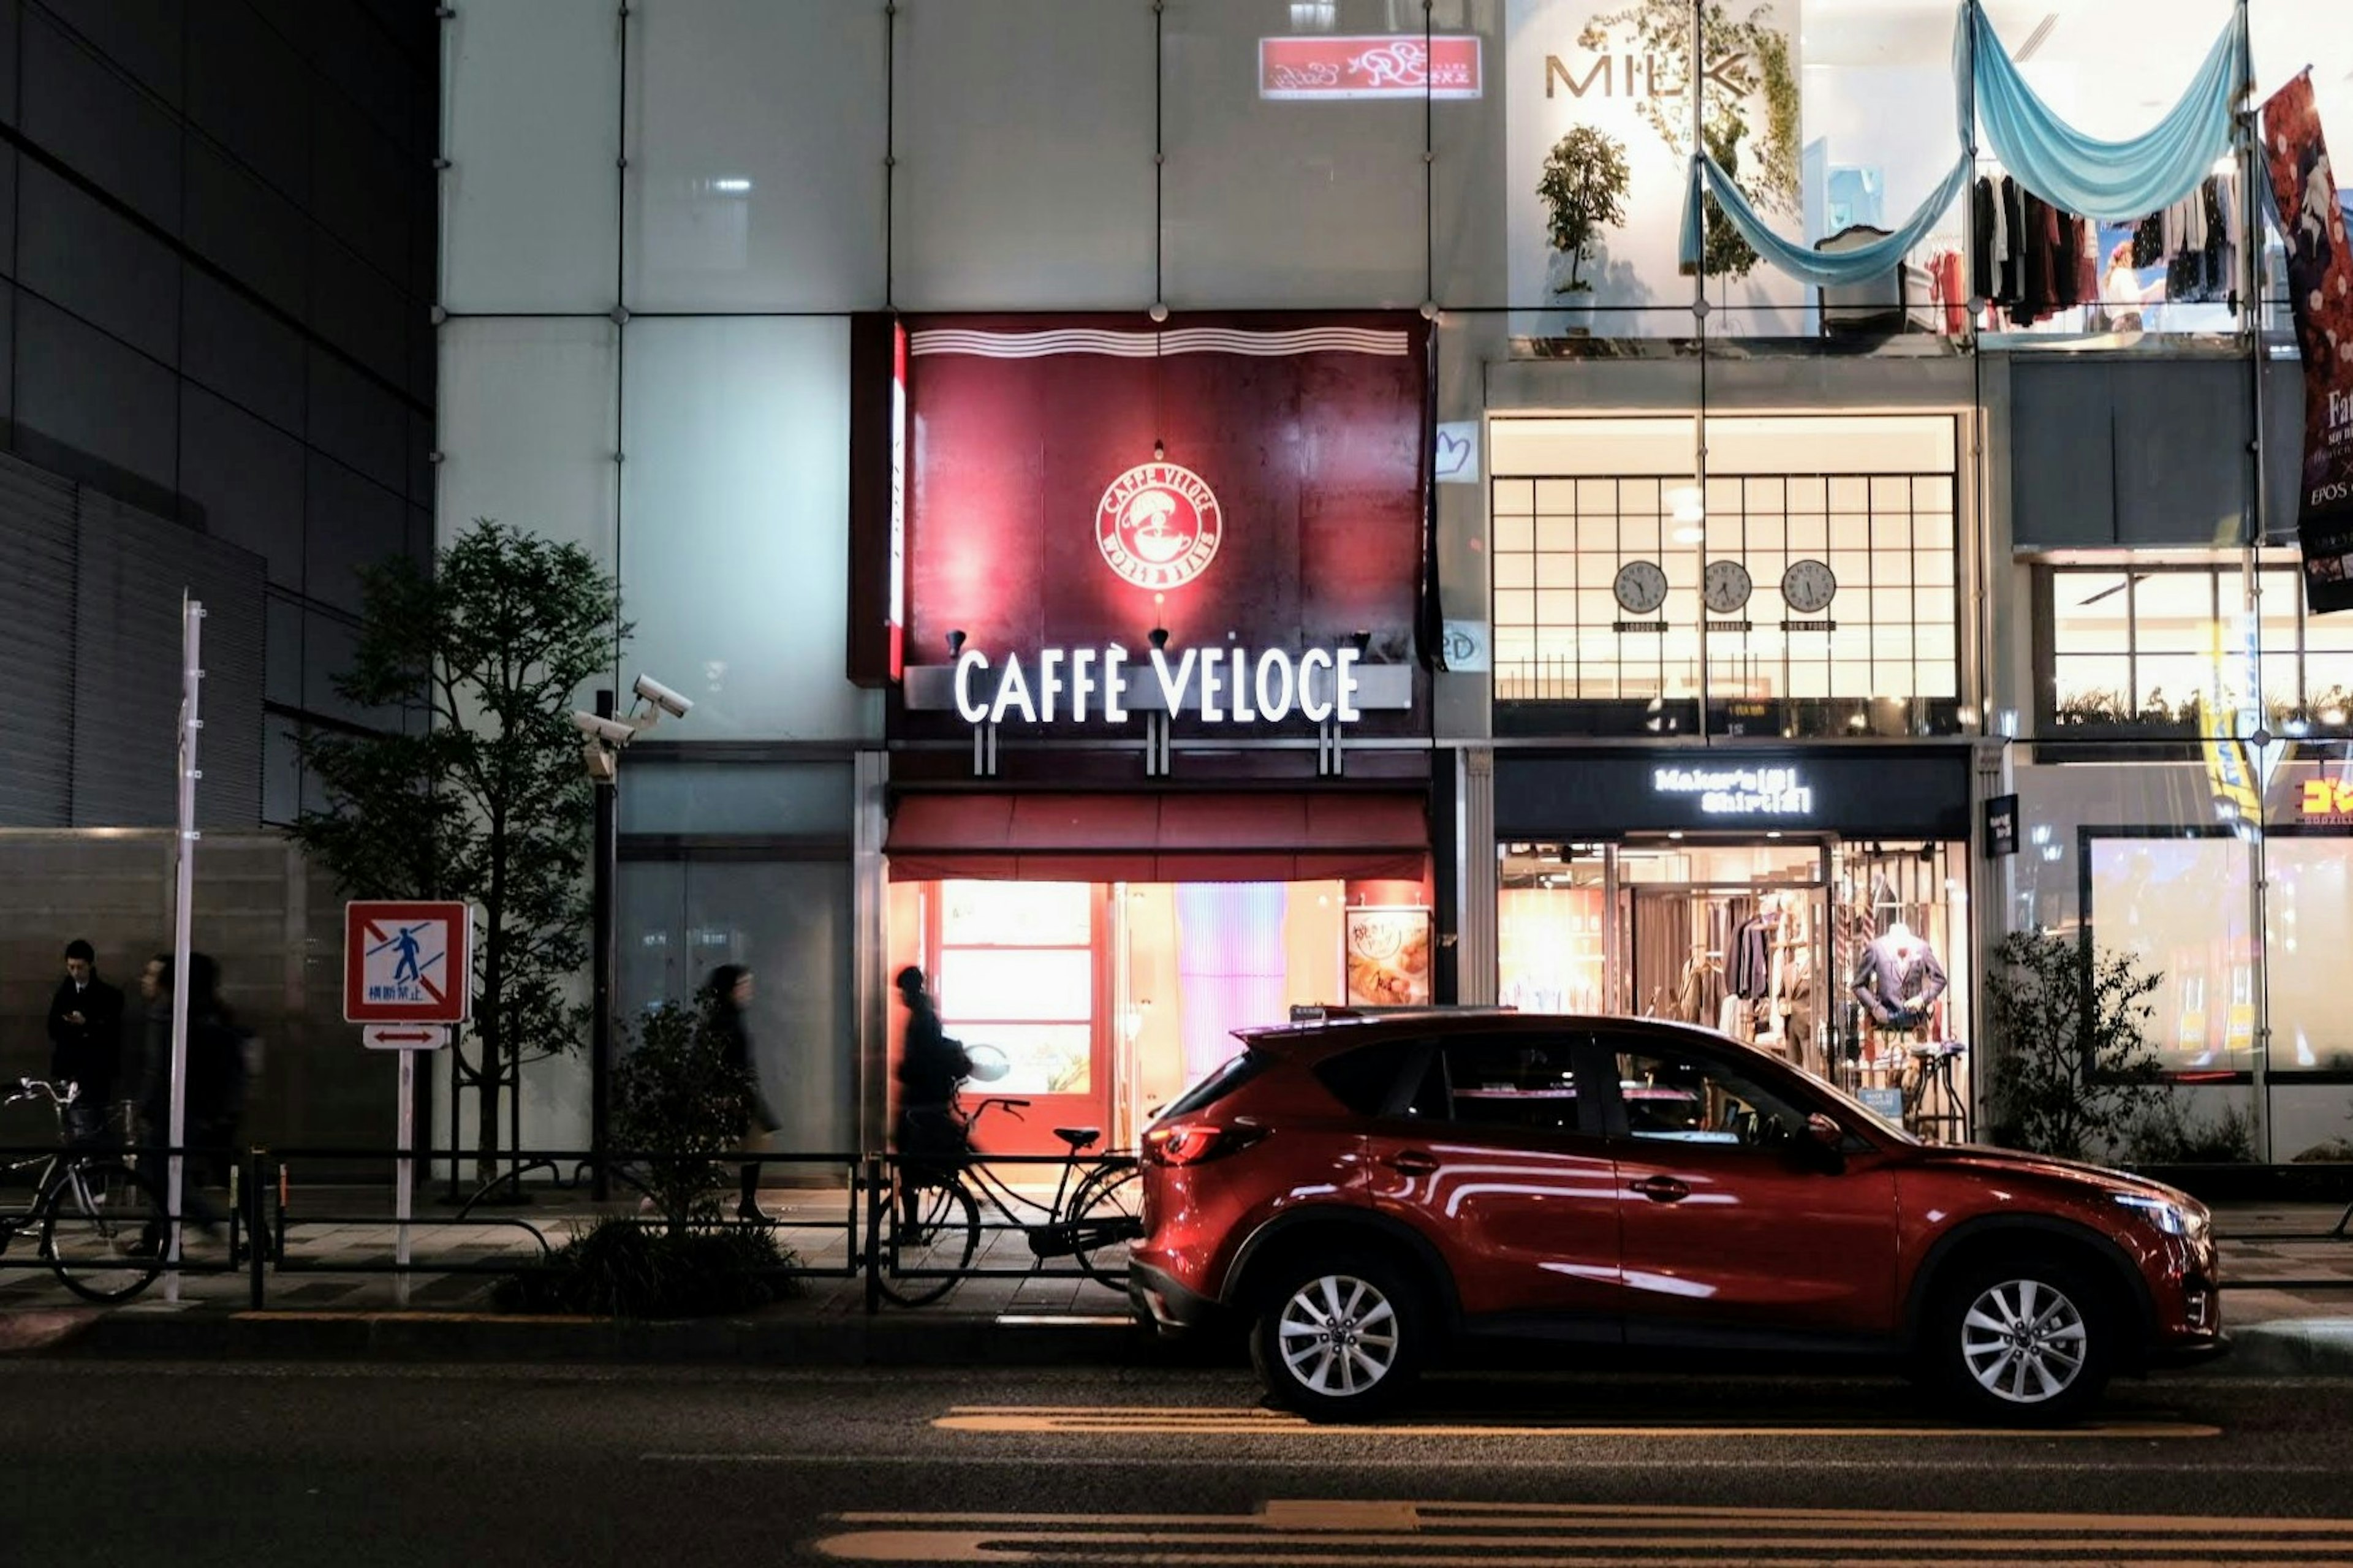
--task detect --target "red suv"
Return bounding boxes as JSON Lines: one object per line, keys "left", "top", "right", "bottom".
{"left": 1129, "top": 1013, "right": 2222, "bottom": 1422}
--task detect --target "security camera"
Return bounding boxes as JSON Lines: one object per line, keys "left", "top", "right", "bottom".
{"left": 632, "top": 673, "right": 693, "bottom": 719}
{"left": 572, "top": 711, "right": 638, "bottom": 746}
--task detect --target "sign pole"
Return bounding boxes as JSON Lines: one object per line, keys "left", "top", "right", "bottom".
{"left": 166, "top": 594, "right": 205, "bottom": 1301}
{"left": 395, "top": 1048, "right": 414, "bottom": 1306}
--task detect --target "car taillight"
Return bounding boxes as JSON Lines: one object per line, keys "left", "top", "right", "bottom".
{"left": 1143, "top": 1121, "right": 1262, "bottom": 1167}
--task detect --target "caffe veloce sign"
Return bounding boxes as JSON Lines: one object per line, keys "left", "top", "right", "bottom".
{"left": 886, "top": 313, "right": 1431, "bottom": 719}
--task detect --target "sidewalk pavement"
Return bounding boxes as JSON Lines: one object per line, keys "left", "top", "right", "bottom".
{"left": 1, "top": 1189, "right": 2346, "bottom": 1374}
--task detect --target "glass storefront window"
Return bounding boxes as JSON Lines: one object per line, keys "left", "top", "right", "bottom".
{"left": 2264, "top": 835, "right": 2353, "bottom": 1074}
{"left": 1490, "top": 415, "right": 1961, "bottom": 732}
{"left": 2085, "top": 831, "right": 2257, "bottom": 1073}
{"left": 936, "top": 882, "right": 1096, "bottom": 1096}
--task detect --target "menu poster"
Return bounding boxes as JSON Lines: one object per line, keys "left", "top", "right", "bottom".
{"left": 1345, "top": 906, "right": 1434, "bottom": 1007}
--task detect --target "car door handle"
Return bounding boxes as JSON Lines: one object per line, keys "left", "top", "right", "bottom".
{"left": 1631, "top": 1175, "right": 1690, "bottom": 1203}
{"left": 1384, "top": 1150, "right": 1439, "bottom": 1176}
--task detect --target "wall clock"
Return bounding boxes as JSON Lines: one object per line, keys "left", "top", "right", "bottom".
{"left": 1613, "top": 559, "right": 1669, "bottom": 616}
{"left": 1781, "top": 558, "right": 1838, "bottom": 614}
{"left": 1702, "top": 559, "right": 1753, "bottom": 615}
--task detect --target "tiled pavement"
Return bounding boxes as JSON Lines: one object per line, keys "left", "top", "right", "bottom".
{"left": 1, "top": 1186, "right": 2346, "bottom": 1329}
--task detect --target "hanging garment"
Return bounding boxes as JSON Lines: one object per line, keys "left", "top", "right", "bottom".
{"left": 1729, "top": 918, "right": 1773, "bottom": 1001}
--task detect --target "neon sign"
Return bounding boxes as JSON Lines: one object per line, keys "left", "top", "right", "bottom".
{"left": 952, "top": 645, "right": 1364, "bottom": 727}
{"left": 1651, "top": 765, "right": 1814, "bottom": 817}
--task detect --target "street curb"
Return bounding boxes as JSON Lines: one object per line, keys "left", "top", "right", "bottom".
{"left": 55, "top": 1307, "right": 1169, "bottom": 1368}
{"left": 2218, "top": 1319, "right": 2353, "bottom": 1376}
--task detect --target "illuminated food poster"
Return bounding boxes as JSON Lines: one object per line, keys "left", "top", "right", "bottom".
{"left": 1345, "top": 906, "right": 1433, "bottom": 1007}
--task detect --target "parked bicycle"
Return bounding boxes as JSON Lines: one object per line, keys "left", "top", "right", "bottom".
{"left": 0, "top": 1078, "right": 168, "bottom": 1303}
{"left": 879, "top": 1095, "right": 1143, "bottom": 1308}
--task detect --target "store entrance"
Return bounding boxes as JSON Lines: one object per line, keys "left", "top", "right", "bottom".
{"left": 1499, "top": 836, "right": 1974, "bottom": 1139}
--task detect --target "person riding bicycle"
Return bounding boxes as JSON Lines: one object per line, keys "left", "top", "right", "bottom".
{"left": 892, "top": 966, "right": 971, "bottom": 1233}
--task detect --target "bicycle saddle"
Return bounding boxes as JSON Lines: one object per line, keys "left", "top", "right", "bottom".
{"left": 1052, "top": 1126, "right": 1101, "bottom": 1152}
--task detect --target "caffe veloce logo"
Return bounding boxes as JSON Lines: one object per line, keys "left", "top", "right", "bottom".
{"left": 1094, "top": 461, "right": 1223, "bottom": 591}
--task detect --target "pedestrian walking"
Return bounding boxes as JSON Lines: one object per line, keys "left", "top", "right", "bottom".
{"left": 705, "top": 964, "right": 779, "bottom": 1222}
{"left": 135, "top": 952, "right": 249, "bottom": 1249}
{"left": 45, "top": 940, "right": 124, "bottom": 1146}
{"left": 891, "top": 966, "right": 971, "bottom": 1232}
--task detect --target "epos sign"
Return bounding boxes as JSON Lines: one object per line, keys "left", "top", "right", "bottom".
{"left": 953, "top": 645, "right": 1365, "bottom": 727}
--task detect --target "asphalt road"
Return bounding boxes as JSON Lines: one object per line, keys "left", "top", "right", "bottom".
{"left": 3, "top": 1358, "right": 2349, "bottom": 1566}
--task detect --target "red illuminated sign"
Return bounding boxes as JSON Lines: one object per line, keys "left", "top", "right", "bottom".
{"left": 1257, "top": 35, "right": 1482, "bottom": 101}
{"left": 1095, "top": 462, "right": 1224, "bottom": 591}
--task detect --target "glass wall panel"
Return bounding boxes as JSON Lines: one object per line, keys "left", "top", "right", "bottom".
{"left": 1161, "top": 0, "right": 1428, "bottom": 307}
{"left": 624, "top": 0, "right": 887, "bottom": 311}
{"left": 618, "top": 762, "right": 854, "bottom": 838}
{"left": 618, "top": 857, "right": 856, "bottom": 1154}
{"left": 441, "top": 0, "right": 621, "bottom": 311}
{"left": 618, "top": 317, "right": 876, "bottom": 741}
{"left": 436, "top": 319, "right": 618, "bottom": 565}
{"left": 892, "top": 0, "right": 1156, "bottom": 309}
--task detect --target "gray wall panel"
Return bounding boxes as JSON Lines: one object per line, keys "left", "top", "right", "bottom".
{"left": 15, "top": 161, "right": 180, "bottom": 362}
{"left": 0, "top": 459, "right": 80, "bottom": 825}
{"left": 21, "top": 10, "right": 181, "bottom": 231}
{"left": 180, "top": 384, "right": 306, "bottom": 589}
{"left": 13, "top": 291, "right": 178, "bottom": 502}
{"left": 179, "top": 268, "right": 307, "bottom": 434}
{"left": 2010, "top": 362, "right": 2115, "bottom": 551}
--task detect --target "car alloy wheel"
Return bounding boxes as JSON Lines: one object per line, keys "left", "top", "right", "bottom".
{"left": 1276, "top": 1272, "right": 1400, "bottom": 1399}
{"left": 1958, "top": 1277, "right": 2088, "bottom": 1404}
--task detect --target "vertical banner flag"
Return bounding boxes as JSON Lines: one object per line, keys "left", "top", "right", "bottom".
{"left": 2260, "top": 74, "right": 2353, "bottom": 613}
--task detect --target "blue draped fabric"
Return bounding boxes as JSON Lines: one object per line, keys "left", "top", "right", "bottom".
{"left": 1677, "top": 0, "right": 2246, "bottom": 287}
{"left": 1680, "top": 153, "right": 1974, "bottom": 288}
{"left": 1968, "top": 1, "right": 2244, "bottom": 222}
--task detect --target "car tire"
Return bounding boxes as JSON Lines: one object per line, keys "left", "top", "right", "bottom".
{"left": 1249, "top": 1252, "right": 1425, "bottom": 1422}
{"left": 1923, "top": 1252, "right": 2114, "bottom": 1425}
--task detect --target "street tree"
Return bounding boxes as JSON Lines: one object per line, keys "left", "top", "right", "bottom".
{"left": 290, "top": 520, "right": 624, "bottom": 1184}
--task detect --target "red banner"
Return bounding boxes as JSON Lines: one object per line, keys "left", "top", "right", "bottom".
{"left": 2260, "top": 74, "right": 2353, "bottom": 613}
{"left": 901, "top": 315, "right": 1428, "bottom": 665}
{"left": 1257, "top": 36, "right": 1481, "bottom": 100}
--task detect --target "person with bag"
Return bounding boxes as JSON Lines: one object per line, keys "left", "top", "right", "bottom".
{"left": 705, "top": 964, "right": 780, "bottom": 1222}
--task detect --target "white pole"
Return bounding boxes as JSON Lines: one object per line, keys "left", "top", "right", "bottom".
{"left": 395, "top": 1050, "right": 415, "bottom": 1307}
{"left": 166, "top": 594, "right": 205, "bottom": 1300}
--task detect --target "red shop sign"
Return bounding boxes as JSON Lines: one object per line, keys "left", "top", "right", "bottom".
{"left": 1257, "top": 35, "right": 1482, "bottom": 101}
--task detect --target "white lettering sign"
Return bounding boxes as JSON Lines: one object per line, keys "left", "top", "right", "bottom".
{"left": 952, "top": 646, "right": 1365, "bottom": 726}
{"left": 1651, "top": 765, "right": 1814, "bottom": 816}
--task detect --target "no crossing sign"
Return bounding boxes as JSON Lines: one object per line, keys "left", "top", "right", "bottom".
{"left": 344, "top": 901, "right": 472, "bottom": 1025}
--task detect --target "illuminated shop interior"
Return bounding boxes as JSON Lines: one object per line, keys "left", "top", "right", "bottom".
{"left": 1498, "top": 835, "right": 1972, "bottom": 1140}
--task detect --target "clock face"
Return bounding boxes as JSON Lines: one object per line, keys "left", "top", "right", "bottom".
{"left": 1613, "top": 559, "right": 1669, "bottom": 616}
{"left": 1702, "top": 559, "right": 1754, "bottom": 615}
{"left": 1781, "top": 558, "right": 1839, "bottom": 614}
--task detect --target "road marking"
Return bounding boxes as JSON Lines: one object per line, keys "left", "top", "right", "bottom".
{"left": 931, "top": 1404, "right": 2220, "bottom": 1440}
{"left": 809, "top": 1499, "right": 2353, "bottom": 1564}
{"left": 646, "top": 1453, "right": 2346, "bottom": 1475}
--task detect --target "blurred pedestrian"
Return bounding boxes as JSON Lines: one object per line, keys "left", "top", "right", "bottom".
{"left": 891, "top": 966, "right": 971, "bottom": 1233}
{"left": 135, "top": 953, "right": 249, "bottom": 1249}
{"left": 705, "top": 964, "right": 779, "bottom": 1222}
{"left": 45, "top": 939, "right": 124, "bottom": 1146}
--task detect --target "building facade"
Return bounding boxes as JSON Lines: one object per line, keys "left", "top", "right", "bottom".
{"left": 436, "top": 0, "right": 2353, "bottom": 1164}
{"left": 0, "top": 0, "right": 439, "bottom": 1148}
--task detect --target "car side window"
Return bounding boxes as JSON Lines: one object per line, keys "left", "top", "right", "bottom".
{"left": 1608, "top": 1042, "right": 1814, "bottom": 1151}
{"left": 1408, "top": 1032, "right": 1589, "bottom": 1135}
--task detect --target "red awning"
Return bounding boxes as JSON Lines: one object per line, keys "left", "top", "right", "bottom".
{"left": 885, "top": 792, "right": 1428, "bottom": 883}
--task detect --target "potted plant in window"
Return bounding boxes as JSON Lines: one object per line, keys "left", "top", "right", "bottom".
{"left": 1539, "top": 126, "right": 1631, "bottom": 334}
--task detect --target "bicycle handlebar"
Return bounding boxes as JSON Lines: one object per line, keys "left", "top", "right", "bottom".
{"left": 9, "top": 1078, "right": 77, "bottom": 1107}
{"left": 966, "top": 1096, "right": 1031, "bottom": 1123}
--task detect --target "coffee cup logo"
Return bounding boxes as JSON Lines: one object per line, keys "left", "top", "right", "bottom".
{"left": 1096, "top": 462, "right": 1223, "bottom": 590}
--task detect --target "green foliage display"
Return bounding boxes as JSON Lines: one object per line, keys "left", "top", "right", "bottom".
{"left": 288, "top": 520, "right": 624, "bottom": 1181}
{"left": 1539, "top": 126, "right": 1633, "bottom": 294}
{"left": 1985, "top": 930, "right": 2169, "bottom": 1162}
{"left": 613, "top": 998, "right": 756, "bottom": 1234}
{"left": 2120, "top": 1097, "right": 2258, "bottom": 1165}
{"left": 494, "top": 1218, "right": 797, "bottom": 1319}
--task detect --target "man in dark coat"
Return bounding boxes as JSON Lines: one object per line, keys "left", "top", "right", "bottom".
{"left": 892, "top": 966, "right": 970, "bottom": 1231}
{"left": 46, "top": 940, "right": 124, "bottom": 1146}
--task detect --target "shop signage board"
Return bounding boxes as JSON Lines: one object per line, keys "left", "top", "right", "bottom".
{"left": 951, "top": 645, "right": 1367, "bottom": 727}
{"left": 1497, "top": 752, "right": 1974, "bottom": 840}
{"left": 1983, "top": 794, "right": 2019, "bottom": 859}
{"left": 1506, "top": 0, "right": 1808, "bottom": 336}
{"left": 1259, "top": 35, "right": 1483, "bottom": 100}
{"left": 1651, "top": 764, "right": 1814, "bottom": 817}
{"left": 2259, "top": 75, "right": 2353, "bottom": 613}
{"left": 344, "top": 901, "right": 472, "bottom": 1024}
{"left": 1344, "top": 907, "right": 1434, "bottom": 1007}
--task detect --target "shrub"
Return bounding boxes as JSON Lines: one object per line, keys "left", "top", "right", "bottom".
{"left": 495, "top": 1217, "right": 797, "bottom": 1318}
{"left": 613, "top": 997, "right": 756, "bottom": 1233}
{"left": 2120, "top": 1097, "right": 2258, "bottom": 1165}
{"left": 1985, "top": 930, "right": 2168, "bottom": 1162}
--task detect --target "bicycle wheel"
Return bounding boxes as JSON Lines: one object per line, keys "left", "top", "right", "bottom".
{"left": 877, "top": 1176, "right": 979, "bottom": 1308}
{"left": 42, "top": 1160, "right": 165, "bottom": 1304}
{"left": 1066, "top": 1159, "right": 1143, "bottom": 1292}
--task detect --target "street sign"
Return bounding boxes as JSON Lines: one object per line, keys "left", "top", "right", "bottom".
{"left": 362, "top": 1024, "right": 450, "bottom": 1051}
{"left": 344, "top": 901, "right": 472, "bottom": 1024}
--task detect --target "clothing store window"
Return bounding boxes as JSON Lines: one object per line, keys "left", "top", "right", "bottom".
{"left": 1496, "top": 836, "right": 1971, "bottom": 1139}
{"left": 2042, "top": 558, "right": 2342, "bottom": 738}
{"left": 1490, "top": 415, "right": 1962, "bottom": 737}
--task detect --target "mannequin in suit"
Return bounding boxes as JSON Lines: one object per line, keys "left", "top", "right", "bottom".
{"left": 1851, "top": 920, "right": 1946, "bottom": 1031}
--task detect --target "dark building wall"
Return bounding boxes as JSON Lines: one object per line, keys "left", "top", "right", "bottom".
{"left": 0, "top": 0, "right": 436, "bottom": 827}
